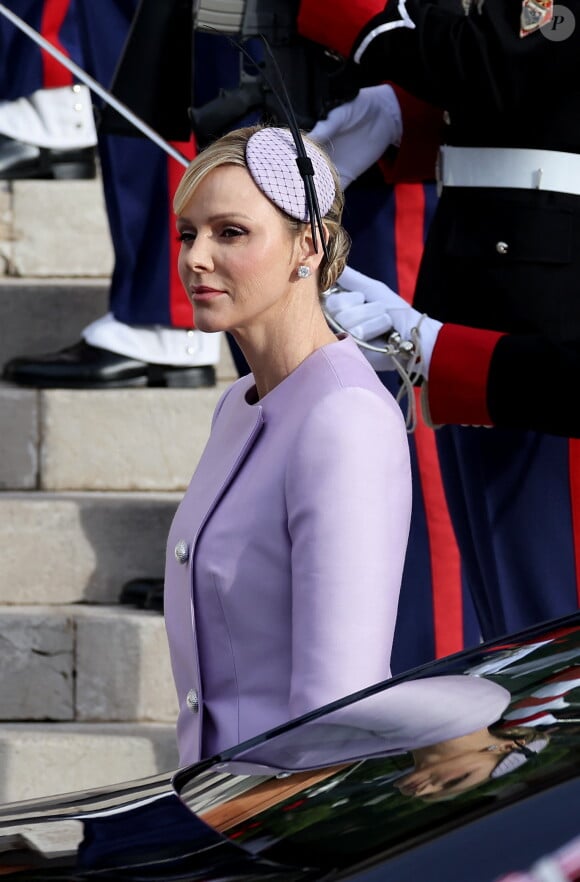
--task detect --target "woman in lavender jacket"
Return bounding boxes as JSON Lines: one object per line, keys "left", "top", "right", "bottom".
{"left": 164, "top": 125, "right": 412, "bottom": 766}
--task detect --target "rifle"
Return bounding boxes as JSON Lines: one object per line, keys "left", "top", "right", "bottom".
{"left": 102, "top": 0, "right": 357, "bottom": 147}
{"left": 190, "top": 0, "right": 357, "bottom": 146}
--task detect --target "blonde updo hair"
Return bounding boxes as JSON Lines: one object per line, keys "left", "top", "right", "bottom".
{"left": 173, "top": 125, "right": 351, "bottom": 292}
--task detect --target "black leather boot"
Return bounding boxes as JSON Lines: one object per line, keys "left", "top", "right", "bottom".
{"left": 0, "top": 134, "right": 97, "bottom": 180}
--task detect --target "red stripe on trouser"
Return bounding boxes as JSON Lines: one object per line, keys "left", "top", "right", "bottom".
{"left": 168, "top": 139, "right": 197, "bottom": 328}
{"left": 394, "top": 183, "right": 464, "bottom": 657}
{"left": 568, "top": 438, "right": 580, "bottom": 605}
{"left": 40, "top": 0, "right": 73, "bottom": 87}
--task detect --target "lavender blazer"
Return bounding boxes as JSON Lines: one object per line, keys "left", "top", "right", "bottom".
{"left": 164, "top": 336, "right": 412, "bottom": 766}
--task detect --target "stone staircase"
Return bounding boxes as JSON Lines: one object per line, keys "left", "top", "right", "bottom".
{"left": 0, "top": 175, "right": 237, "bottom": 802}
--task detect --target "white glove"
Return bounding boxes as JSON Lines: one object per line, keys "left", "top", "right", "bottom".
{"left": 328, "top": 266, "right": 443, "bottom": 376}
{"left": 309, "top": 85, "right": 402, "bottom": 188}
{"left": 325, "top": 288, "right": 395, "bottom": 370}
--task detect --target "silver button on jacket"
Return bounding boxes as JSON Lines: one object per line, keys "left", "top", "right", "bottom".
{"left": 495, "top": 241, "right": 509, "bottom": 255}
{"left": 174, "top": 539, "right": 189, "bottom": 564}
{"left": 186, "top": 689, "right": 199, "bottom": 713}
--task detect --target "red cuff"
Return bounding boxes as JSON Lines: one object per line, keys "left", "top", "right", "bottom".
{"left": 427, "top": 324, "right": 504, "bottom": 427}
{"left": 297, "top": 0, "right": 386, "bottom": 58}
{"left": 379, "top": 86, "right": 443, "bottom": 184}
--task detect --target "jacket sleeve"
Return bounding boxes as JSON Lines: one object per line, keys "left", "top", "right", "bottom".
{"left": 379, "top": 85, "right": 443, "bottom": 183}
{"left": 299, "top": 0, "right": 580, "bottom": 114}
{"left": 426, "top": 324, "right": 580, "bottom": 437}
{"left": 425, "top": 323, "right": 503, "bottom": 427}
{"left": 297, "top": 0, "right": 387, "bottom": 59}
{"left": 284, "top": 386, "right": 412, "bottom": 719}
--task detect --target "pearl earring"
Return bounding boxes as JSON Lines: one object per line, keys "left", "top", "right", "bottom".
{"left": 297, "top": 265, "right": 311, "bottom": 279}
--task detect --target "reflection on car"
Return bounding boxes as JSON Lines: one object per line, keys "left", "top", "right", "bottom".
{"left": 1, "top": 614, "right": 580, "bottom": 880}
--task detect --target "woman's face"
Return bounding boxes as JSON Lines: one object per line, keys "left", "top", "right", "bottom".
{"left": 394, "top": 749, "right": 503, "bottom": 800}
{"left": 176, "top": 164, "right": 302, "bottom": 335}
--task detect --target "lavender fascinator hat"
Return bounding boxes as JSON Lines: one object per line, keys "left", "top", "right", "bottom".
{"left": 246, "top": 127, "right": 336, "bottom": 224}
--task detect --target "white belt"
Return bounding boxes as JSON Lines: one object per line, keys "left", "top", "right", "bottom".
{"left": 438, "top": 146, "right": 580, "bottom": 196}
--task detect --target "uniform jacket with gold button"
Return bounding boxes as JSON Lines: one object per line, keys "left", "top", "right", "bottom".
{"left": 298, "top": 0, "right": 580, "bottom": 436}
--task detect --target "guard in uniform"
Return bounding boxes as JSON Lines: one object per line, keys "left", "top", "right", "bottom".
{"left": 298, "top": 0, "right": 580, "bottom": 639}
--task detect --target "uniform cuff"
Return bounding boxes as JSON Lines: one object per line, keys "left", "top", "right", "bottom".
{"left": 426, "top": 324, "right": 504, "bottom": 427}
{"left": 297, "top": 0, "right": 387, "bottom": 58}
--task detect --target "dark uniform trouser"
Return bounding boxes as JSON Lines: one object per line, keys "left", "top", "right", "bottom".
{"left": 344, "top": 171, "right": 481, "bottom": 672}
{"left": 0, "top": 0, "right": 190, "bottom": 326}
{"left": 436, "top": 425, "right": 580, "bottom": 641}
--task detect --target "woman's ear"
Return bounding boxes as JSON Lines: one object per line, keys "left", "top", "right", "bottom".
{"left": 297, "top": 222, "right": 328, "bottom": 272}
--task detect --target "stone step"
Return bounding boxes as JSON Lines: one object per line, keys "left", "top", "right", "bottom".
{"left": 0, "top": 381, "right": 230, "bottom": 492}
{"left": 0, "top": 279, "right": 109, "bottom": 367}
{"left": 0, "top": 605, "right": 178, "bottom": 723}
{"left": 0, "top": 492, "right": 180, "bottom": 604}
{"left": 0, "top": 722, "right": 178, "bottom": 802}
{"left": 0, "top": 177, "right": 113, "bottom": 280}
